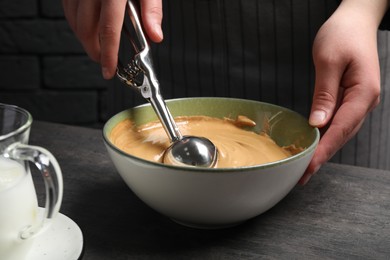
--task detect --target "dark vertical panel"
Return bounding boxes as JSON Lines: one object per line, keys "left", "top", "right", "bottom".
{"left": 155, "top": 0, "right": 173, "bottom": 98}
{"left": 368, "top": 32, "right": 385, "bottom": 168}
{"left": 213, "top": 0, "right": 229, "bottom": 97}
{"left": 195, "top": 0, "right": 215, "bottom": 97}
{"left": 255, "top": 0, "right": 263, "bottom": 100}
{"left": 179, "top": 0, "right": 189, "bottom": 96}
{"left": 223, "top": 0, "right": 245, "bottom": 98}
{"left": 156, "top": 0, "right": 200, "bottom": 98}
{"left": 241, "top": 0, "right": 261, "bottom": 101}
{"left": 340, "top": 135, "right": 357, "bottom": 166}
{"left": 207, "top": 0, "right": 218, "bottom": 97}
{"left": 168, "top": 0, "right": 186, "bottom": 98}
{"left": 377, "top": 31, "right": 390, "bottom": 169}
{"left": 356, "top": 116, "right": 370, "bottom": 168}
{"left": 258, "top": 0, "right": 277, "bottom": 104}
{"left": 364, "top": 31, "right": 390, "bottom": 169}
{"left": 291, "top": 0, "right": 310, "bottom": 116}
{"left": 274, "top": 0, "right": 293, "bottom": 109}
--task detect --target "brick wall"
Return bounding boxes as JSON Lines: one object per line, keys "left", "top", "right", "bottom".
{"left": 0, "top": 0, "right": 142, "bottom": 128}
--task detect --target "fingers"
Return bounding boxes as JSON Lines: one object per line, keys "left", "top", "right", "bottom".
{"left": 302, "top": 35, "right": 381, "bottom": 185}
{"left": 99, "top": 0, "right": 128, "bottom": 79}
{"left": 301, "top": 79, "right": 380, "bottom": 185}
{"left": 63, "top": 0, "right": 102, "bottom": 64}
{"left": 63, "top": 0, "right": 163, "bottom": 80}
{"left": 299, "top": 112, "right": 366, "bottom": 185}
{"left": 76, "top": 0, "right": 101, "bottom": 63}
{"left": 140, "top": 0, "right": 163, "bottom": 42}
{"left": 62, "top": 0, "right": 78, "bottom": 32}
{"left": 309, "top": 53, "right": 345, "bottom": 128}
{"left": 300, "top": 52, "right": 344, "bottom": 186}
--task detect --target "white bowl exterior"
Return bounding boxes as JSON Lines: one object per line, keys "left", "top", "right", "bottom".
{"left": 105, "top": 143, "right": 315, "bottom": 227}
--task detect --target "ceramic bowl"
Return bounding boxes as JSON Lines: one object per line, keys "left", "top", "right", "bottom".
{"left": 103, "top": 97, "right": 320, "bottom": 229}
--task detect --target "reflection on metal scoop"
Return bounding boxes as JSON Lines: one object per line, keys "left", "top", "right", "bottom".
{"left": 116, "top": 0, "right": 218, "bottom": 168}
{"left": 164, "top": 136, "right": 217, "bottom": 167}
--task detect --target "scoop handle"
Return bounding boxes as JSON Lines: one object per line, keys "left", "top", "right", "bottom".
{"left": 126, "top": 0, "right": 182, "bottom": 142}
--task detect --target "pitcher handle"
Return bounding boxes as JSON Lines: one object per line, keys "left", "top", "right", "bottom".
{"left": 5, "top": 142, "right": 63, "bottom": 239}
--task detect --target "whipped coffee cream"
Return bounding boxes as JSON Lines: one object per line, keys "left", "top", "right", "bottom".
{"left": 110, "top": 115, "right": 300, "bottom": 168}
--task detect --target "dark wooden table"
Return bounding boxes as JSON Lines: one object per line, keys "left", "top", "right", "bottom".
{"left": 30, "top": 121, "right": 390, "bottom": 259}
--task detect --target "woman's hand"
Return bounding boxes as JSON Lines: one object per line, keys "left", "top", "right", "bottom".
{"left": 62, "top": 0, "right": 163, "bottom": 79}
{"left": 300, "top": 0, "right": 389, "bottom": 185}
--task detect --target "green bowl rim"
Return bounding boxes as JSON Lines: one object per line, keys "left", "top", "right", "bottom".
{"left": 102, "top": 97, "right": 320, "bottom": 173}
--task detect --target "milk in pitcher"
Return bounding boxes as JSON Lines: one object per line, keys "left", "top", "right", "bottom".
{"left": 0, "top": 157, "right": 39, "bottom": 260}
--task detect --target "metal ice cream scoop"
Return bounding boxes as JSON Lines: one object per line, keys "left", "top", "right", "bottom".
{"left": 116, "top": 0, "right": 217, "bottom": 167}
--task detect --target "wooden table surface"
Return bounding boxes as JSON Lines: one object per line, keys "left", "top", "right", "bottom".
{"left": 30, "top": 121, "right": 390, "bottom": 260}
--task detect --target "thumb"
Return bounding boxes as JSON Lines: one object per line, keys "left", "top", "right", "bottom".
{"left": 310, "top": 61, "right": 344, "bottom": 128}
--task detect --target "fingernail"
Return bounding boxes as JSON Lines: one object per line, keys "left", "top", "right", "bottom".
{"left": 102, "top": 67, "right": 110, "bottom": 79}
{"left": 312, "top": 165, "right": 321, "bottom": 175}
{"left": 155, "top": 25, "right": 163, "bottom": 40}
{"left": 301, "top": 165, "right": 321, "bottom": 185}
{"left": 301, "top": 174, "right": 312, "bottom": 185}
{"left": 309, "top": 110, "right": 326, "bottom": 126}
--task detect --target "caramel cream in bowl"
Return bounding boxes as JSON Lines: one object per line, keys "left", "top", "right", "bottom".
{"left": 109, "top": 115, "right": 302, "bottom": 168}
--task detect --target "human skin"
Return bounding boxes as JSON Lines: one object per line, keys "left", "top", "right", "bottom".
{"left": 62, "top": 0, "right": 389, "bottom": 185}
{"left": 62, "top": 0, "right": 163, "bottom": 79}
{"left": 300, "top": 0, "right": 389, "bottom": 184}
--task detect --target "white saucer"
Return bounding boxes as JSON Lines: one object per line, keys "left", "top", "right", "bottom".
{"left": 27, "top": 208, "right": 84, "bottom": 260}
